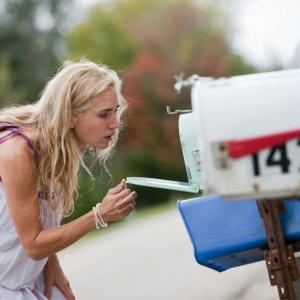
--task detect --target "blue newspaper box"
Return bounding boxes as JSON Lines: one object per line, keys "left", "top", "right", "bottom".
{"left": 177, "top": 196, "right": 300, "bottom": 272}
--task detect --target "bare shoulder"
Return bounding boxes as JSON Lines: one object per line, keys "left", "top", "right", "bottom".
{"left": 0, "top": 134, "right": 36, "bottom": 179}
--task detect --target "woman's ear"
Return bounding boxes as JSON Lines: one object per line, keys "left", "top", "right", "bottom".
{"left": 70, "top": 115, "right": 77, "bottom": 129}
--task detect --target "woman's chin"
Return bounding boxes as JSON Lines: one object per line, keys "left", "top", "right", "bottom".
{"left": 94, "top": 140, "right": 111, "bottom": 149}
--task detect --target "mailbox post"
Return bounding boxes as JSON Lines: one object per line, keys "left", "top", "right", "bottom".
{"left": 257, "top": 200, "right": 299, "bottom": 299}
{"left": 191, "top": 69, "right": 300, "bottom": 299}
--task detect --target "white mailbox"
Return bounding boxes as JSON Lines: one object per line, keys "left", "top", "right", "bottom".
{"left": 192, "top": 69, "right": 300, "bottom": 199}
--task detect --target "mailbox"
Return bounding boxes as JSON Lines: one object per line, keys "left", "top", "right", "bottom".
{"left": 177, "top": 196, "right": 300, "bottom": 271}
{"left": 192, "top": 68, "right": 300, "bottom": 199}
{"left": 125, "top": 69, "right": 300, "bottom": 281}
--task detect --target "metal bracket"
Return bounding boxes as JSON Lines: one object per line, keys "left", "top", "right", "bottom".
{"left": 174, "top": 74, "right": 212, "bottom": 94}
{"left": 257, "top": 200, "right": 299, "bottom": 299}
{"left": 166, "top": 105, "right": 192, "bottom": 115}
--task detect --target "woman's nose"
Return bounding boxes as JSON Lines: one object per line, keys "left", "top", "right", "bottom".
{"left": 109, "top": 115, "right": 120, "bottom": 129}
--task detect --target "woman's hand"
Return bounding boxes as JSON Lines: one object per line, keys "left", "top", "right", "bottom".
{"left": 44, "top": 254, "right": 75, "bottom": 300}
{"left": 100, "top": 179, "right": 137, "bottom": 223}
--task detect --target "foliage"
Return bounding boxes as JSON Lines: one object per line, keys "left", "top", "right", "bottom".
{"left": 66, "top": 6, "right": 137, "bottom": 70}
{"left": 0, "top": 55, "right": 23, "bottom": 106}
{"left": 65, "top": 0, "right": 257, "bottom": 217}
{"left": 0, "top": 0, "right": 70, "bottom": 103}
{"left": 63, "top": 168, "right": 108, "bottom": 223}
{"left": 0, "top": 0, "right": 258, "bottom": 220}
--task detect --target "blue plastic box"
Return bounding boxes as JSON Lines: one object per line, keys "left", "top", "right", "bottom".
{"left": 177, "top": 196, "right": 300, "bottom": 272}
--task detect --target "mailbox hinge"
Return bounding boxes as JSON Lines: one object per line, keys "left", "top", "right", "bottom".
{"left": 257, "top": 200, "right": 299, "bottom": 300}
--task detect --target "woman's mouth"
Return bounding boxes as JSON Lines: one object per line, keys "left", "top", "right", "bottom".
{"left": 103, "top": 135, "right": 113, "bottom": 141}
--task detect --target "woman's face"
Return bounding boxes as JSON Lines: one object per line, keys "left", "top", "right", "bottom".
{"left": 72, "top": 86, "right": 121, "bottom": 149}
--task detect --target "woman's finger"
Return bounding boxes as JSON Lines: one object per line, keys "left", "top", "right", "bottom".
{"left": 63, "top": 287, "right": 76, "bottom": 300}
{"left": 108, "top": 179, "right": 126, "bottom": 195}
{"left": 120, "top": 201, "right": 136, "bottom": 216}
{"left": 119, "top": 191, "right": 137, "bottom": 209}
{"left": 114, "top": 188, "right": 132, "bottom": 200}
{"left": 65, "top": 284, "right": 76, "bottom": 300}
{"left": 57, "top": 281, "right": 76, "bottom": 300}
{"left": 44, "top": 282, "right": 53, "bottom": 299}
{"left": 44, "top": 272, "right": 54, "bottom": 299}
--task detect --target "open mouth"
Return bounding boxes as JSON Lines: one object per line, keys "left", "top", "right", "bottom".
{"left": 104, "top": 135, "right": 113, "bottom": 141}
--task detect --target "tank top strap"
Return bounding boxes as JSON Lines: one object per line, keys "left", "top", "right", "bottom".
{"left": 0, "top": 123, "right": 39, "bottom": 166}
{"left": 0, "top": 123, "right": 20, "bottom": 130}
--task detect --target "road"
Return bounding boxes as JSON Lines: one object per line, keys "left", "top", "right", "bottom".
{"left": 58, "top": 207, "right": 278, "bottom": 300}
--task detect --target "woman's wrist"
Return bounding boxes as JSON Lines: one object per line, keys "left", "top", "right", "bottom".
{"left": 87, "top": 210, "right": 98, "bottom": 231}
{"left": 45, "top": 254, "right": 60, "bottom": 272}
{"left": 92, "top": 203, "right": 108, "bottom": 229}
{"left": 47, "top": 253, "right": 59, "bottom": 264}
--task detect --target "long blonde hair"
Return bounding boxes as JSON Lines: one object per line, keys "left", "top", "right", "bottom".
{"left": 0, "top": 59, "right": 127, "bottom": 216}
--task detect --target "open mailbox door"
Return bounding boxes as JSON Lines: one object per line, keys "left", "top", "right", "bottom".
{"left": 192, "top": 68, "right": 300, "bottom": 199}
{"left": 126, "top": 112, "right": 201, "bottom": 193}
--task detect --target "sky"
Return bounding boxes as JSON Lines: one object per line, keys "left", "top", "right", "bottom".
{"left": 229, "top": 0, "right": 300, "bottom": 69}
{"left": 76, "top": 0, "right": 300, "bottom": 70}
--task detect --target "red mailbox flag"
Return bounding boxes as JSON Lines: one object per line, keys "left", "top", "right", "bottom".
{"left": 226, "top": 129, "right": 300, "bottom": 159}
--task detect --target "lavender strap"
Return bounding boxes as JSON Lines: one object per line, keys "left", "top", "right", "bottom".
{"left": 0, "top": 123, "right": 39, "bottom": 164}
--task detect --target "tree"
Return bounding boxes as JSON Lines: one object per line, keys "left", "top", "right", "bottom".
{"left": 66, "top": 6, "right": 137, "bottom": 70}
{"left": 0, "top": 0, "right": 70, "bottom": 103}
{"left": 67, "top": 0, "right": 257, "bottom": 209}
{"left": 0, "top": 55, "right": 23, "bottom": 107}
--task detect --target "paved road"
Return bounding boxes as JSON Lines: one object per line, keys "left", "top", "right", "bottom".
{"left": 58, "top": 207, "right": 278, "bottom": 300}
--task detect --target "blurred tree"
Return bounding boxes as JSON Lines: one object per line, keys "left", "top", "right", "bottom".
{"left": 66, "top": 6, "right": 137, "bottom": 70}
{"left": 0, "top": 55, "right": 23, "bottom": 106}
{"left": 0, "top": 0, "right": 70, "bottom": 103}
{"left": 67, "top": 0, "right": 257, "bottom": 210}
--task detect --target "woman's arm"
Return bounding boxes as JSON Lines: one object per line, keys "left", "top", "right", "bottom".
{"left": 0, "top": 138, "right": 136, "bottom": 260}
{"left": 32, "top": 180, "right": 134, "bottom": 260}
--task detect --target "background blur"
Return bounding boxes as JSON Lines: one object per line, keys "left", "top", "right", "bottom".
{"left": 0, "top": 1, "right": 300, "bottom": 299}
{"left": 0, "top": 0, "right": 259, "bottom": 217}
{"left": 0, "top": 0, "right": 300, "bottom": 217}
{"left": 1, "top": 0, "right": 299, "bottom": 216}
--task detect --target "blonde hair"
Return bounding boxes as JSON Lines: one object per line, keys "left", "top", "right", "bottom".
{"left": 0, "top": 59, "right": 127, "bottom": 216}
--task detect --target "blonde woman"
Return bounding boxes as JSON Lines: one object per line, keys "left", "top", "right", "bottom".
{"left": 0, "top": 60, "right": 137, "bottom": 299}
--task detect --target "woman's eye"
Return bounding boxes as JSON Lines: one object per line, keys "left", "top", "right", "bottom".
{"left": 98, "top": 107, "right": 119, "bottom": 119}
{"left": 98, "top": 113, "right": 109, "bottom": 119}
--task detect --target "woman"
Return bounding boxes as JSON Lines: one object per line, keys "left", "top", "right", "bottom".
{"left": 0, "top": 59, "right": 137, "bottom": 299}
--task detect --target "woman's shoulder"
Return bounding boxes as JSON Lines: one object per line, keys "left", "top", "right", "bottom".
{"left": 0, "top": 131, "right": 36, "bottom": 168}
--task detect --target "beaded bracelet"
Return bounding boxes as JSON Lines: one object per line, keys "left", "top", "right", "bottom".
{"left": 96, "top": 203, "right": 107, "bottom": 227}
{"left": 92, "top": 203, "right": 108, "bottom": 229}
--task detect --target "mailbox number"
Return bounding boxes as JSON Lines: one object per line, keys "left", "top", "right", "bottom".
{"left": 251, "top": 140, "right": 300, "bottom": 176}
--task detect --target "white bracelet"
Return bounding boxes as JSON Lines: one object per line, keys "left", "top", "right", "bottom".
{"left": 92, "top": 203, "right": 108, "bottom": 229}
{"left": 96, "top": 203, "right": 107, "bottom": 227}
{"left": 92, "top": 206, "right": 101, "bottom": 229}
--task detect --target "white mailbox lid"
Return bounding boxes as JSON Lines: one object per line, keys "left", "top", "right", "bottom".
{"left": 192, "top": 69, "right": 300, "bottom": 199}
